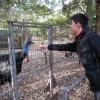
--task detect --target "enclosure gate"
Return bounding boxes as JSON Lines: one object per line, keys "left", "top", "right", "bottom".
{"left": 0, "top": 21, "right": 55, "bottom": 100}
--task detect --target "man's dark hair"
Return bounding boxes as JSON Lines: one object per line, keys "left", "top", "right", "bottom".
{"left": 71, "top": 13, "right": 88, "bottom": 28}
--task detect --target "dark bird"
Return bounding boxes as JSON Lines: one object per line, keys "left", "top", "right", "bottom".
{"left": 0, "top": 33, "right": 33, "bottom": 86}
{"left": 0, "top": 51, "right": 26, "bottom": 85}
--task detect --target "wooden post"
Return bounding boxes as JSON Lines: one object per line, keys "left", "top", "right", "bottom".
{"left": 44, "top": 52, "right": 47, "bottom": 64}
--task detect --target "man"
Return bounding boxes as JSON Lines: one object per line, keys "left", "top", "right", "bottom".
{"left": 41, "top": 13, "right": 100, "bottom": 100}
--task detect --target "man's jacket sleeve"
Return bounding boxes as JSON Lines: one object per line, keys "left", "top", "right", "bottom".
{"left": 48, "top": 41, "right": 77, "bottom": 52}
{"left": 89, "top": 33, "right": 100, "bottom": 58}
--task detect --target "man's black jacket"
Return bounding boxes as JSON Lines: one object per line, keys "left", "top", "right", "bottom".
{"left": 48, "top": 27, "right": 100, "bottom": 92}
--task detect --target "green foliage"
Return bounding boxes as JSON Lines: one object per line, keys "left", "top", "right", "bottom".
{"left": 0, "top": 0, "right": 96, "bottom": 35}
{"left": 0, "top": 0, "right": 51, "bottom": 21}
{"left": 46, "top": 14, "right": 67, "bottom": 25}
{"left": 62, "top": 0, "right": 96, "bottom": 30}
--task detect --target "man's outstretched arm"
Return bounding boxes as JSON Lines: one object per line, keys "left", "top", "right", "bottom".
{"left": 48, "top": 41, "right": 77, "bottom": 52}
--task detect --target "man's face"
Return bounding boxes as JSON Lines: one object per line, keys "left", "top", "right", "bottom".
{"left": 70, "top": 20, "right": 80, "bottom": 36}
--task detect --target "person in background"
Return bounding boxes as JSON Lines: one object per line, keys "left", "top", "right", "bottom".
{"left": 22, "top": 32, "right": 33, "bottom": 63}
{"left": 0, "top": 32, "right": 33, "bottom": 85}
{"left": 40, "top": 13, "right": 100, "bottom": 100}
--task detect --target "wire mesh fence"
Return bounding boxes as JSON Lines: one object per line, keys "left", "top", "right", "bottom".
{"left": 0, "top": 21, "right": 94, "bottom": 100}
{"left": 0, "top": 21, "right": 14, "bottom": 100}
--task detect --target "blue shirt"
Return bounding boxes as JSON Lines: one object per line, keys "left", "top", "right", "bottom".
{"left": 22, "top": 40, "right": 30, "bottom": 55}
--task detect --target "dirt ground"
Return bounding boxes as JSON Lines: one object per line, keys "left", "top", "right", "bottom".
{"left": 0, "top": 48, "right": 94, "bottom": 100}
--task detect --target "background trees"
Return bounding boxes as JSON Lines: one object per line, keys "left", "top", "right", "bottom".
{"left": 96, "top": 0, "right": 100, "bottom": 35}
{"left": 0, "top": 0, "right": 98, "bottom": 33}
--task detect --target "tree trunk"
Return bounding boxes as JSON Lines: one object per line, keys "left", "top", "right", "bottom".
{"left": 96, "top": 0, "right": 100, "bottom": 35}
{"left": 86, "top": 0, "right": 92, "bottom": 26}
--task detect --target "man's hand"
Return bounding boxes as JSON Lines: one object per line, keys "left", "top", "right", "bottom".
{"left": 40, "top": 45, "right": 48, "bottom": 49}
{"left": 39, "top": 45, "right": 48, "bottom": 53}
